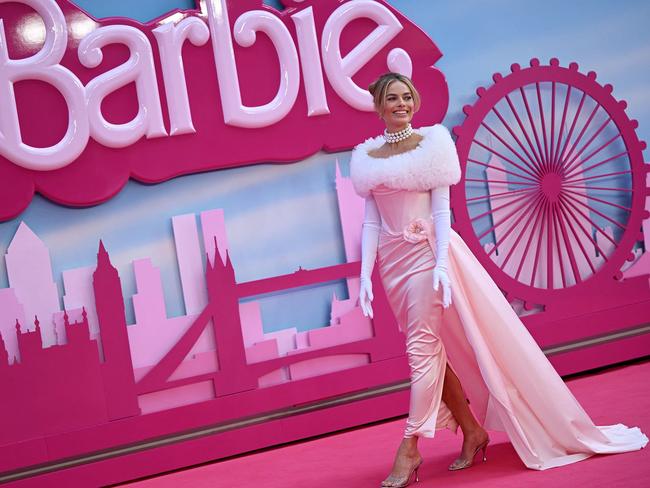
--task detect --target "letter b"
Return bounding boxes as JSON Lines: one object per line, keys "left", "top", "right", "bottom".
{"left": 0, "top": 0, "right": 89, "bottom": 171}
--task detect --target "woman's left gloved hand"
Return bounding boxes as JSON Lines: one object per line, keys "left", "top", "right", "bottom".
{"left": 431, "top": 186, "right": 453, "bottom": 309}
{"left": 433, "top": 265, "right": 452, "bottom": 308}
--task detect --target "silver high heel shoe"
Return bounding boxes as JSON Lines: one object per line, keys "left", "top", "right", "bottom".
{"left": 381, "top": 460, "right": 422, "bottom": 487}
{"left": 448, "top": 438, "right": 489, "bottom": 471}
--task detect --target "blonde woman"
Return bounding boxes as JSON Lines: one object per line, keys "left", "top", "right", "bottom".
{"left": 349, "top": 72, "right": 647, "bottom": 487}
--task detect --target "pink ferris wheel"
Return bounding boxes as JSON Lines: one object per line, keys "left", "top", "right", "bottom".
{"left": 452, "top": 58, "right": 649, "bottom": 307}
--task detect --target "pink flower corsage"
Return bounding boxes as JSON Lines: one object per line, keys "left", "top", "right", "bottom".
{"left": 403, "top": 218, "right": 432, "bottom": 244}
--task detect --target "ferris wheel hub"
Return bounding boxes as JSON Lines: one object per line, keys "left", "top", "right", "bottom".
{"left": 541, "top": 173, "right": 563, "bottom": 202}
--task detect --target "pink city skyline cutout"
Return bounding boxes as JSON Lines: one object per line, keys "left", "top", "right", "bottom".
{"left": 0, "top": 161, "right": 372, "bottom": 417}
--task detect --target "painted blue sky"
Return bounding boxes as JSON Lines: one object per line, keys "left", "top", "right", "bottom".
{"left": 0, "top": 0, "right": 648, "bottom": 329}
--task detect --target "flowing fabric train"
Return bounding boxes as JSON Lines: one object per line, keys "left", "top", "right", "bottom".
{"left": 438, "top": 229, "right": 648, "bottom": 470}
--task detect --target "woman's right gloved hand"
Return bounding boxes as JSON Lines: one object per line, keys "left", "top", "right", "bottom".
{"left": 359, "top": 277, "right": 374, "bottom": 318}
{"left": 359, "top": 196, "right": 381, "bottom": 319}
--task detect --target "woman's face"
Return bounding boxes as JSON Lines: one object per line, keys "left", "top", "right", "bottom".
{"left": 381, "top": 80, "right": 415, "bottom": 130}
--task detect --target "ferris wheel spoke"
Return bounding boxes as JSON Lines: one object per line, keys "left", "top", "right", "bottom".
{"left": 486, "top": 191, "right": 542, "bottom": 256}
{"left": 565, "top": 169, "right": 632, "bottom": 185}
{"left": 559, "top": 194, "right": 619, "bottom": 249}
{"left": 471, "top": 138, "right": 541, "bottom": 180}
{"left": 555, "top": 201, "right": 583, "bottom": 284}
{"left": 551, "top": 204, "right": 568, "bottom": 288}
{"left": 478, "top": 122, "right": 541, "bottom": 179}
{"left": 552, "top": 85, "right": 572, "bottom": 169}
{"left": 544, "top": 200, "right": 554, "bottom": 288}
{"left": 540, "top": 199, "right": 556, "bottom": 288}
{"left": 536, "top": 82, "right": 551, "bottom": 164}
{"left": 550, "top": 82, "right": 556, "bottom": 170}
{"left": 505, "top": 94, "right": 545, "bottom": 169}
{"left": 562, "top": 115, "right": 611, "bottom": 171}
{"left": 466, "top": 187, "right": 536, "bottom": 203}
{"left": 466, "top": 178, "right": 537, "bottom": 187}
{"left": 499, "top": 195, "right": 545, "bottom": 269}
{"left": 510, "top": 195, "right": 546, "bottom": 280}
{"left": 491, "top": 106, "right": 544, "bottom": 177}
{"left": 561, "top": 190, "right": 627, "bottom": 231}
{"left": 563, "top": 184, "right": 632, "bottom": 193}
{"left": 556, "top": 199, "right": 598, "bottom": 274}
{"left": 563, "top": 133, "right": 622, "bottom": 176}
{"left": 563, "top": 188, "right": 632, "bottom": 212}
{"left": 519, "top": 87, "right": 547, "bottom": 170}
{"left": 564, "top": 150, "right": 629, "bottom": 180}
{"left": 528, "top": 199, "right": 550, "bottom": 286}
{"left": 470, "top": 188, "right": 537, "bottom": 222}
{"left": 559, "top": 104, "right": 600, "bottom": 170}
{"left": 557, "top": 91, "right": 587, "bottom": 170}
{"left": 467, "top": 158, "right": 538, "bottom": 182}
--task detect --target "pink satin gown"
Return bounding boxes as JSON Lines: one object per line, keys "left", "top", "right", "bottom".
{"left": 371, "top": 185, "right": 648, "bottom": 470}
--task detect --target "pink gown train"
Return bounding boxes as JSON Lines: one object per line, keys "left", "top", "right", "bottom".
{"left": 372, "top": 185, "right": 648, "bottom": 470}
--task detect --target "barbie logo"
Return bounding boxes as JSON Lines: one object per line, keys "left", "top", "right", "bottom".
{"left": 0, "top": 0, "right": 448, "bottom": 219}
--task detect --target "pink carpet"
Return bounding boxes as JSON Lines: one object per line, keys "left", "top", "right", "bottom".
{"left": 122, "top": 360, "right": 650, "bottom": 487}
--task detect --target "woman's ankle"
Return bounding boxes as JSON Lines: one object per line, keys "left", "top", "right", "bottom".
{"left": 460, "top": 423, "right": 485, "bottom": 438}
{"left": 399, "top": 437, "right": 420, "bottom": 455}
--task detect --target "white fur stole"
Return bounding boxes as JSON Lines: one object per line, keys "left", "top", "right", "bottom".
{"left": 349, "top": 124, "right": 461, "bottom": 198}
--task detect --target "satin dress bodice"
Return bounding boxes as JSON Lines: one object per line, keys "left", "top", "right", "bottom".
{"left": 371, "top": 185, "right": 432, "bottom": 237}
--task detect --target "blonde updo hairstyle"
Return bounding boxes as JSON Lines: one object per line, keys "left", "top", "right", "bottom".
{"left": 368, "top": 72, "right": 421, "bottom": 116}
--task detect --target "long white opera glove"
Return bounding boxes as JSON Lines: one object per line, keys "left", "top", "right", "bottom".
{"left": 431, "top": 186, "right": 452, "bottom": 308}
{"left": 359, "top": 196, "right": 381, "bottom": 318}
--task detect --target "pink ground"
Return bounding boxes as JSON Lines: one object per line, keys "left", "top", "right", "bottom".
{"left": 123, "top": 359, "right": 650, "bottom": 488}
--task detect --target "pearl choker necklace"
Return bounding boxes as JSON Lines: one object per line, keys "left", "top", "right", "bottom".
{"left": 383, "top": 124, "right": 413, "bottom": 144}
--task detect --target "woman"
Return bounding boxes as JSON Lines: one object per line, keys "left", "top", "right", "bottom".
{"left": 349, "top": 72, "right": 648, "bottom": 488}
